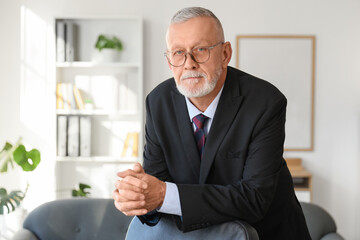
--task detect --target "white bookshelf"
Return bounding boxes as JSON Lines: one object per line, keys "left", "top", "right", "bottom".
{"left": 55, "top": 16, "right": 143, "bottom": 199}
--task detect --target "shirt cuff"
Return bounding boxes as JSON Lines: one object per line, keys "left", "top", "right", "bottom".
{"left": 157, "top": 182, "right": 182, "bottom": 216}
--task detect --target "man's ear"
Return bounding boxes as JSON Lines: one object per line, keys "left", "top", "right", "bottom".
{"left": 222, "top": 41, "right": 232, "bottom": 67}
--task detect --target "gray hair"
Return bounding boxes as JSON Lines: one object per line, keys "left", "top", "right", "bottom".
{"left": 169, "top": 7, "right": 225, "bottom": 41}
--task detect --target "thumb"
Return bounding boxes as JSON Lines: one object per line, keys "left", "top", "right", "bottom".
{"left": 133, "top": 162, "right": 145, "bottom": 173}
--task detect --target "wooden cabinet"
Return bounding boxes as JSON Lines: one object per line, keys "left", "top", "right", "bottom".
{"left": 285, "top": 158, "right": 312, "bottom": 202}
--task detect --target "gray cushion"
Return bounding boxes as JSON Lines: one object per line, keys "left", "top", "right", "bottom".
{"left": 126, "top": 215, "right": 259, "bottom": 240}
{"left": 20, "top": 198, "right": 133, "bottom": 240}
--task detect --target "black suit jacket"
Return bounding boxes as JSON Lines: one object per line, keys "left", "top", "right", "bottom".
{"left": 140, "top": 66, "right": 311, "bottom": 239}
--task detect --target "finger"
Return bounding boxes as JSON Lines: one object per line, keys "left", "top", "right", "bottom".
{"left": 113, "top": 188, "right": 140, "bottom": 202}
{"left": 114, "top": 199, "right": 147, "bottom": 215}
{"left": 118, "top": 189, "right": 145, "bottom": 201}
{"left": 112, "top": 189, "right": 120, "bottom": 201}
{"left": 115, "top": 179, "right": 144, "bottom": 193}
{"left": 113, "top": 189, "right": 130, "bottom": 203}
{"left": 123, "top": 175, "right": 148, "bottom": 189}
{"left": 117, "top": 169, "right": 139, "bottom": 179}
{"left": 123, "top": 209, "right": 148, "bottom": 216}
{"left": 133, "top": 163, "right": 145, "bottom": 173}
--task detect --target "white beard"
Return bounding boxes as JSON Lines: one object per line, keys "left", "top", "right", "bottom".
{"left": 175, "top": 67, "right": 222, "bottom": 98}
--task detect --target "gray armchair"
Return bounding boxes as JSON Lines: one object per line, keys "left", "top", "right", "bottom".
{"left": 301, "top": 202, "right": 344, "bottom": 240}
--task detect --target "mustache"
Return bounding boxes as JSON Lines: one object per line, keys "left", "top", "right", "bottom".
{"left": 180, "top": 71, "right": 206, "bottom": 81}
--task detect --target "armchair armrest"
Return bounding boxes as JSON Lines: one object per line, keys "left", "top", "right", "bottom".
{"left": 321, "top": 233, "right": 345, "bottom": 240}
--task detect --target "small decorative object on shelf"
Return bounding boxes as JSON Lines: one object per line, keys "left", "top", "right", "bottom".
{"left": 94, "top": 34, "right": 123, "bottom": 62}
{"left": 84, "top": 99, "right": 94, "bottom": 110}
{"left": 121, "top": 132, "right": 139, "bottom": 158}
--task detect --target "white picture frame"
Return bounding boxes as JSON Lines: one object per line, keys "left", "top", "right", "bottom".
{"left": 236, "top": 35, "right": 316, "bottom": 151}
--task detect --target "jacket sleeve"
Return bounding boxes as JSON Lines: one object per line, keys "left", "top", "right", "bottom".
{"left": 137, "top": 96, "right": 174, "bottom": 226}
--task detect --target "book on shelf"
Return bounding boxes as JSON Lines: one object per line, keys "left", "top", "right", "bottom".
{"left": 57, "top": 115, "right": 93, "bottom": 158}
{"left": 56, "top": 21, "right": 66, "bottom": 62}
{"left": 56, "top": 20, "right": 78, "bottom": 62}
{"left": 56, "top": 83, "right": 64, "bottom": 109}
{"left": 65, "top": 20, "right": 78, "bottom": 62}
{"left": 56, "top": 83, "right": 85, "bottom": 110}
{"left": 61, "top": 83, "right": 75, "bottom": 110}
{"left": 73, "top": 85, "right": 85, "bottom": 110}
{"left": 67, "top": 116, "right": 80, "bottom": 157}
{"left": 80, "top": 116, "right": 91, "bottom": 157}
{"left": 57, "top": 116, "right": 67, "bottom": 157}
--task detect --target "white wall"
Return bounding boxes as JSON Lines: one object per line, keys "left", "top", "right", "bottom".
{"left": 1, "top": 0, "right": 359, "bottom": 239}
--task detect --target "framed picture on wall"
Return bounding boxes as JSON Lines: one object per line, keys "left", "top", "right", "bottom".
{"left": 236, "top": 35, "right": 316, "bottom": 151}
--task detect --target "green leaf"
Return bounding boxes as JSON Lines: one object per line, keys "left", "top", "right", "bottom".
{"left": 0, "top": 188, "right": 7, "bottom": 196}
{"left": 0, "top": 188, "right": 25, "bottom": 215}
{"left": 0, "top": 142, "right": 14, "bottom": 173}
{"left": 72, "top": 183, "right": 91, "bottom": 198}
{"left": 71, "top": 190, "right": 78, "bottom": 197}
{"left": 95, "top": 34, "right": 123, "bottom": 52}
{"left": 0, "top": 160, "right": 8, "bottom": 173}
{"left": 13, "top": 145, "right": 41, "bottom": 172}
{"left": 79, "top": 183, "right": 91, "bottom": 191}
{"left": 1, "top": 142, "right": 13, "bottom": 152}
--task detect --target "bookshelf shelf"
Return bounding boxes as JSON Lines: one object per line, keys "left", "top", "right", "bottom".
{"left": 55, "top": 16, "right": 143, "bottom": 199}
{"left": 56, "top": 61, "right": 140, "bottom": 68}
{"left": 56, "top": 156, "right": 139, "bottom": 164}
{"left": 56, "top": 109, "right": 138, "bottom": 116}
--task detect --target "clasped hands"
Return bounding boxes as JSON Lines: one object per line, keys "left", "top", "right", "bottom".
{"left": 113, "top": 163, "right": 166, "bottom": 216}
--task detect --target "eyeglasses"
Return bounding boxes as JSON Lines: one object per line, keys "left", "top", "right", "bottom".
{"left": 164, "top": 41, "right": 224, "bottom": 67}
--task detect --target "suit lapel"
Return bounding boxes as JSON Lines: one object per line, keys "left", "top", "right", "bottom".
{"left": 171, "top": 90, "right": 201, "bottom": 181}
{"left": 199, "top": 73, "right": 244, "bottom": 184}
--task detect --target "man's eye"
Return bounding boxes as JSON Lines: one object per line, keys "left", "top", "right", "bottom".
{"left": 174, "top": 50, "right": 184, "bottom": 56}
{"left": 196, "top": 47, "right": 206, "bottom": 52}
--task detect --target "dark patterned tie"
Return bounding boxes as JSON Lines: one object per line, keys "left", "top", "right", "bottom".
{"left": 192, "top": 114, "right": 208, "bottom": 159}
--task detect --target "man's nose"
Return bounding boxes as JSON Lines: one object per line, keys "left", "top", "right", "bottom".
{"left": 184, "top": 53, "right": 199, "bottom": 70}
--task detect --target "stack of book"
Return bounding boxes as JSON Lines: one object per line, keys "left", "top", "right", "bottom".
{"left": 56, "top": 83, "right": 85, "bottom": 110}
{"left": 56, "top": 20, "right": 78, "bottom": 62}
{"left": 57, "top": 115, "right": 91, "bottom": 157}
{"left": 57, "top": 82, "right": 90, "bottom": 158}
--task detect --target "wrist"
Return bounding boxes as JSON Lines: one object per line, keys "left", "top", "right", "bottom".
{"left": 158, "top": 180, "right": 166, "bottom": 208}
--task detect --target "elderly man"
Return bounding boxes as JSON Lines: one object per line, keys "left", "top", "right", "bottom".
{"left": 113, "top": 7, "right": 311, "bottom": 239}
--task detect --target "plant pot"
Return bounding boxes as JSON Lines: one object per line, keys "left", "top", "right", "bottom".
{"left": 0, "top": 207, "right": 27, "bottom": 239}
{"left": 93, "top": 49, "right": 121, "bottom": 63}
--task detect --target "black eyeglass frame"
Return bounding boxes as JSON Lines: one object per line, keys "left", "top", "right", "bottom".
{"left": 164, "top": 41, "right": 224, "bottom": 67}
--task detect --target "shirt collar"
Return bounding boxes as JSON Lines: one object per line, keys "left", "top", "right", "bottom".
{"left": 185, "top": 86, "right": 224, "bottom": 121}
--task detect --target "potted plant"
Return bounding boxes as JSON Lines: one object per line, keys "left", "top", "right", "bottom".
{"left": 71, "top": 183, "right": 91, "bottom": 198}
{"left": 0, "top": 137, "right": 41, "bottom": 215}
{"left": 94, "top": 34, "right": 123, "bottom": 62}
